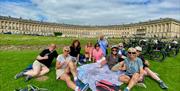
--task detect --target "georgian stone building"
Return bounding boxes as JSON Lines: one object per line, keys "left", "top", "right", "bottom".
{"left": 0, "top": 16, "right": 179, "bottom": 38}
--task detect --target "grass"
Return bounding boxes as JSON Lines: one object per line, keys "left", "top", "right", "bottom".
{"left": 0, "top": 34, "right": 120, "bottom": 46}
{"left": 0, "top": 34, "right": 180, "bottom": 91}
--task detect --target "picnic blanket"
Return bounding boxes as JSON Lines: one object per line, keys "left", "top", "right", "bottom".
{"left": 77, "top": 63, "right": 124, "bottom": 91}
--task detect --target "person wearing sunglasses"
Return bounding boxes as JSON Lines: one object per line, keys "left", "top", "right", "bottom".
{"left": 100, "top": 45, "right": 124, "bottom": 71}
{"left": 119, "top": 48, "right": 144, "bottom": 91}
{"left": 135, "top": 46, "right": 168, "bottom": 89}
{"left": 56, "top": 46, "right": 89, "bottom": 91}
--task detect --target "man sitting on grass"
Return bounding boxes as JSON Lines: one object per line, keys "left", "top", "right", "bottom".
{"left": 15, "top": 44, "right": 58, "bottom": 81}
{"left": 56, "top": 46, "right": 89, "bottom": 91}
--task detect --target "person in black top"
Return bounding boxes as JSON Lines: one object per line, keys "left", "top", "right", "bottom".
{"left": 15, "top": 44, "right": 58, "bottom": 81}
{"left": 135, "top": 46, "right": 168, "bottom": 89}
{"left": 69, "top": 40, "right": 81, "bottom": 64}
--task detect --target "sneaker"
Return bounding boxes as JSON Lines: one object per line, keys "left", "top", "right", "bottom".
{"left": 83, "top": 59, "right": 86, "bottom": 62}
{"left": 160, "top": 82, "right": 168, "bottom": 89}
{"left": 25, "top": 75, "right": 32, "bottom": 82}
{"left": 136, "top": 82, "right": 147, "bottom": 88}
{"left": 79, "top": 83, "right": 89, "bottom": 91}
{"left": 78, "top": 61, "right": 83, "bottom": 65}
{"left": 14, "top": 72, "right": 25, "bottom": 79}
{"left": 88, "top": 58, "right": 91, "bottom": 62}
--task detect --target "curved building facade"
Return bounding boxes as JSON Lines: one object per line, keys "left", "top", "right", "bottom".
{"left": 0, "top": 16, "right": 179, "bottom": 38}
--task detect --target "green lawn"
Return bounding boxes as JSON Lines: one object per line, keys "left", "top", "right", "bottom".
{"left": 0, "top": 34, "right": 120, "bottom": 46}
{"left": 0, "top": 34, "right": 180, "bottom": 91}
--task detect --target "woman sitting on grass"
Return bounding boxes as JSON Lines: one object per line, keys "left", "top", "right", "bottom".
{"left": 56, "top": 46, "right": 89, "bottom": 91}
{"left": 92, "top": 43, "right": 105, "bottom": 63}
{"left": 99, "top": 45, "right": 124, "bottom": 71}
{"left": 84, "top": 42, "right": 93, "bottom": 62}
{"left": 135, "top": 46, "right": 168, "bottom": 89}
{"left": 69, "top": 40, "right": 81, "bottom": 65}
{"left": 119, "top": 48, "right": 144, "bottom": 91}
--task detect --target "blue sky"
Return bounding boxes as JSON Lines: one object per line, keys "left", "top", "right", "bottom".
{"left": 0, "top": 0, "right": 180, "bottom": 25}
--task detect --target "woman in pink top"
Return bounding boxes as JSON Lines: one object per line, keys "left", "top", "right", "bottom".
{"left": 84, "top": 42, "right": 93, "bottom": 61}
{"left": 92, "top": 43, "right": 105, "bottom": 62}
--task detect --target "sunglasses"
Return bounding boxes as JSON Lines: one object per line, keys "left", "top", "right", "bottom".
{"left": 128, "top": 52, "right": 136, "bottom": 54}
{"left": 112, "top": 50, "right": 117, "bottom": 51}
{"left": 64, "top": 50, "right": 70, "bottom": 52}
{"left": 137, "top": 50, "right": 142, "bottom": 52}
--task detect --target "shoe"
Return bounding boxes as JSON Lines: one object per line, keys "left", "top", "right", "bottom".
{"left": 136, "top": 82, "right": 147, "bottom": 88}
{"left": 123, "top": 88, "right": 129, "bottom": 91}
{"left": 88, "top": 58, "right": 91, "bottom": 62}
{"left": 78, "top": 62, "right": 82, "bottom": 66}
{"left": 79, "top": 83, "right": 89, "bottom": 91}
{"left": 83, "top": 59, "right": 87, "bottom": 62}
{"left": 14, "top": 72, "right": 25, "bottom": 79}
{"left": 160, "top": 82, "right": 168, "bottom": 89}
{"left": 25, "top": 75, "right": 32, "bottom": 82}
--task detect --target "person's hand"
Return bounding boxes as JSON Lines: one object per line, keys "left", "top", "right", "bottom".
{"left": 98, "top": 64, "right": 103, "bottom": 68}
{"left": 139, "top": 75, "right": 144, "bottom": 81}
{"left": 44, "top": 56, "right": 49, "bottom": 60}
{"left": 100, "top": 60, "right": 106, "bottom": 66}
{"left": 62, "top": 61, "right": 68, "bottom": 65}
{"left": 145, "top": 60, "right": 149, "bottom": 66}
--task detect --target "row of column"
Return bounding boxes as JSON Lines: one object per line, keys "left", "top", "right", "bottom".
{"left": 0, "top": 20, "right": 179, "bottom": 38}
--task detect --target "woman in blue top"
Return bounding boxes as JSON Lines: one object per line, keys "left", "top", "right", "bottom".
{"left": 119, "top": 48, "right": 144, "bottom": 91}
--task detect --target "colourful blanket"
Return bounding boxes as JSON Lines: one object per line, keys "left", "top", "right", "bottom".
{"left": 77, "top": 63, "right": 124, "bottom": 91}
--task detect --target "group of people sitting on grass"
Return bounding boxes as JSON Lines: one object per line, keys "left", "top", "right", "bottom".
{"left": 14, "top": 35, "right": 168, "bottom": 91}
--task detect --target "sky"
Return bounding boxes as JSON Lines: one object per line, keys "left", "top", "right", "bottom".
{"left": 0, "top": 0, "right": 180, "bottom": 25}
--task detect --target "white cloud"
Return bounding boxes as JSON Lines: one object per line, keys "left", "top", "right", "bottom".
{"left": 0, "top": 0, "right": 179, "bottom": 25}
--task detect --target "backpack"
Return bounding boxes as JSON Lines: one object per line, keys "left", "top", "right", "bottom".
{"left": 95, "top": 80, "right": 120, "bottom": 91}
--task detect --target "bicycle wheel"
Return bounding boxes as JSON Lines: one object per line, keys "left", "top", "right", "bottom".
{"left": 151, "top": 50, "right": 166, "bottom": 62}
{"left": 167, "top": 48, "right": 177, "bottom": 57}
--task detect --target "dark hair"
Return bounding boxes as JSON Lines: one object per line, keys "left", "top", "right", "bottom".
{"left": 71, "top": 40, "right": 81, "bottom": 48}
{"left": 94, "top": 43, "right": 100, "bottom": 48}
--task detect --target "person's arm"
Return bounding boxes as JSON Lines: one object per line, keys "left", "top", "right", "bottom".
{"left": 139, "top": 58, "right": 144, "bottom": 80}
{"left": 89, "top": 48, "right": 92, "bottom": 60}
{"left": 36, "top": 49, "right": 49, "bottom": 60}
{"left": 100, "top": 60, "right": 107, "bottom": 68}
{"left": 77, "top": 47, "right": 81, "bottom": 61}
{"left": 144, "top": 60, "right": 150, "bottom": 66}
{"left": 91, "top": 49, "right": 96, "bottom": 62}
{"left": 56, "top": 61, "right": 66, "bottom": 69}
{"left": 100, "top": 56, "right": 109, "bottom": 67}
{"left": 139, "top": 67, "right": 144, "bottom": 81}
{"left": 119, "top": 61, "right": 126, "bottom": 70}
{"left": 36, "top": 55, "right": 48, "bottom": 60}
